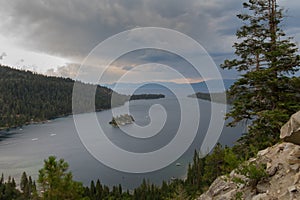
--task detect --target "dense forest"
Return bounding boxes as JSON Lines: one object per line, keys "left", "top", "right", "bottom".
{"left": 0, "top": 65, "right": 125, "bottom": 130}
{"left": 0, "top": 156, "right": 188, "bottom": 200}
{"left": 0, "top": 148, "right": 273, "bottom": 199}
{"left": 0, "top": 65, "right": 164, "bottom": 131}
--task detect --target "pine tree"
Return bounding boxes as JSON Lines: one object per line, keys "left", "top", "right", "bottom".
{"left": 0, "top": 174, "right": 3, "bottom": 185}
{"left": 30, "top": 179, "right": 40, "bottom": 200}
{"left": 95, "top": 179, "right": 103, "bottom": 199}
{"left": 38, "top": 156, "right": 85, "bottom": 200}
{"left": 202, "top": 144, "right": 225, "bottom": 185}
{"left": 221, "top": 0, "right": 300, "bottom": 153}
{"left": 185, "top": 150, "right": 206, "bottom": 193}
{"left": 102, "top": 185, "right": 110, "bottom": 198}
{"left": 20, "top": 172, "right": 28, "bottom": 194}
{"left": 90, "top": 180, "right": 96, "bottom": 199}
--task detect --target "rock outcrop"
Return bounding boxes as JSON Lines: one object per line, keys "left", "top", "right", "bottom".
{"left": 197, "top": 111, "right": 300, "bottom": 200}
{"left": 197, "top": 142, "right": 300, "bottom": 200}
{"left": 280, "top": 111, "right": 300, "bottom": 145}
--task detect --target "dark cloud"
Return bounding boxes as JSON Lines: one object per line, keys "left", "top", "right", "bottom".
{"left": 122, "top": 66, "right": 134, "bottom": 71}
{"left": 113, "top": 49, "right": 201, "bottom": 79}
{"left": 0, "top": 0, "right": 241, "bottom": 60}
{"left": 0, "top": 0, "right": 297, "bottom": 82}
{"left": 0, "top": 52, "right": 7, "bottom": 60}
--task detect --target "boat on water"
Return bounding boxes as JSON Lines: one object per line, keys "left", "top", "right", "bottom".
{"left": 176, "top": 162, "right": 181, "bottom": 166}
{"left": 109, "top": 114, "right": 135, "bottom": 127}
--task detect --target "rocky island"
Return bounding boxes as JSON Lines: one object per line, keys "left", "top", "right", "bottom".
{"left": 109, "top": 114, "right": 135, "bottom": 127}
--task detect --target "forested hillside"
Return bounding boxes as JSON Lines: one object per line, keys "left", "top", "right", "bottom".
{"left": 188, "top": 92, "right": 232, "bottom": 104}
{"left": 0, "top": 65, "right": 127, "bottom": 130}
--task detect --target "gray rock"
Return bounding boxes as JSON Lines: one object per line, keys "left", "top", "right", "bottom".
{"left": 196, "top": 142, "right": 300, "bottom": 200}
{"left": 278, "top": 191, "right": 290, "bottom": 199}
{"left": 252, "top": 193, "right": 268, "bottom": 200}
{"left": 287, "top": 147, "right": 300, "bottom": 165}
{"left": 256, "top": 182, "right": 270, "bottom": 193}
{"left": 288, "top": 185, "right": 297, "bottom": 193}
{"left": 258, "top": 149, "right": 269, "bottom": 157}
{"left": 208, "top": 177, "right": 235, "bottom": 196}
{"left": 216, "top": 189, "right": 236, "bottom": 200}
{"left": 266, "top": 164, "right": 278, "bottom": 176}
{"left": 280, "top": 111, "right": 300, "bottom": 145}
{"left": 290, "top": 164, "right": 300, "bottom": 172}
{"left": 196, "top": 193, "right": 212, "bottom": 200}
{"left": 293, "top": 172, "right": 300, "bottom": 184}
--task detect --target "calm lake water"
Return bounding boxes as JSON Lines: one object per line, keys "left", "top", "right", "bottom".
{"left": 0, "top": 97, "right": 244, "bottom": 189}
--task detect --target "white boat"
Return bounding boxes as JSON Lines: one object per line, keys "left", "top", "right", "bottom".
{"left": 176, "top": 163, "right": 181, "bottom": 166}
{"left": 31, "top": 138, "right": 38, "bottom": 141}
{"left": 50, "top": 133, "right": 56, "bottom": 136}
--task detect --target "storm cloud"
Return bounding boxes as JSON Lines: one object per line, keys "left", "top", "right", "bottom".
{"left": 0, "top": 0, "right": 299, "bottom": 82}
{"left": 0, "top": 52, "right": 7, "bottom": 60}
{"left": 0, "top": 0, "right": 241, "bottom": 59}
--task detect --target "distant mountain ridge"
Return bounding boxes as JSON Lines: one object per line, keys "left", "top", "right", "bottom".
{"left": 104, "top": 79, "right": 235, "bottom": 96}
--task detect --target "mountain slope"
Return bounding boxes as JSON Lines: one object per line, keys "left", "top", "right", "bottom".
{"left": 0, "top": 65, "right": 126, "bottom": 130}
{"left": 197, "top": 111, "right": 300, "bottom": 200}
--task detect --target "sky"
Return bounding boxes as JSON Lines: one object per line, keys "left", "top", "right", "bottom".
{"left": 0, "top": 0, "right": 299, "bottom": 84}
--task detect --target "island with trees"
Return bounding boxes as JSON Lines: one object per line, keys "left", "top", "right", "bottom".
{"left": 130, "top": 94, "right": 165, "bottom": 101}
{"left": 188, "top": 91, "right": 232, "bottom": 104}
{"left": 0, "top": 65, "right": 165, "bottom": 131}
{"left": 109, "top": 114, "right": 135, "bottom": 127}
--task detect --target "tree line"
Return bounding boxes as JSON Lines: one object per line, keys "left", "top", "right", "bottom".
{"left": 188, "top": 92, "right": 232, "bottom": 104}
{"left": 0, "top": 156, "right": 187, "bottom": 200}
{"left": 0, "top": 66, "right": 164, "bottom": 131}
{"left": 0, "top": 66, "right": 128, "bottom": 130}
{"left": 129, "top": 94, "right": 165, "bottom": 101}
{"left": 0, "top": 146, "right": 268, "bottom": 200}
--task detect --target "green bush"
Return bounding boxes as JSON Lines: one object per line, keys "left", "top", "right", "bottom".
{"left": 237, "top": 163, "right": 268, "bottom": 186}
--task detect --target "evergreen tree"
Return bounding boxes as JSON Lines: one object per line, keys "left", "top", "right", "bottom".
{"left": 221, "top": 0, "right": 300, "bottom": 153}
{"left": 185, "top": 150, "right": 207, "bottom": 196}
{"left": 202, "top": 144, "right": 225, "bottom": 185}
{"left": 89, "top": 180, "right": 96, "bottom": 199}
{"left": 20, "top": 172, "right": 29, "bottom": 194}
{"left": 102, "top": 185, "right": 110, "bottom": 198}
{"left": 0, "top": 174, "right": 21, "bottom": 200}
{"left": 0, "top": 174, "right": 3, "bottom": 186}
{"left": 31, "top": 179, "right": 40, "bottom": 200}
{"left": 38, "top": 156, "right": 85, "bottom": 200}
{"left": 95, "top": 179, "right": 103, "bottom": 199}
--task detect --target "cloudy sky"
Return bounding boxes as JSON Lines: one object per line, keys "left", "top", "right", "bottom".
{"left": 0, "top": 0, "right": 299, "bottom": 84}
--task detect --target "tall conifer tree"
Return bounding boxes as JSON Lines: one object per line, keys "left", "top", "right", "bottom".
{"left": 222, "top": 0, "right": 300, "bottom": 151}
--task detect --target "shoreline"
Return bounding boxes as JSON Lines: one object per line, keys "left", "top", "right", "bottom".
{"left": 0, "top": 96, "right": 166, "bottom": 133}
{"left": 0, "top": 109, "right": 105, "bottom": 133}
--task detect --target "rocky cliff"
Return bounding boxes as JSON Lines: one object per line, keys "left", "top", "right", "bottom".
{"left": 197, "top": 111, "right": 300, "bottom": 200}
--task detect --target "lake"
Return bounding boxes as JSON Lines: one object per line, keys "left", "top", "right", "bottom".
{"left": 0, "top": 97, "right": 244, "bottom": 189}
